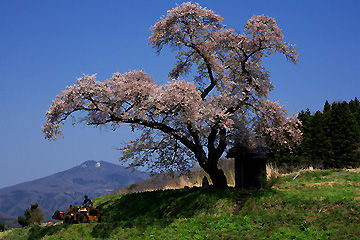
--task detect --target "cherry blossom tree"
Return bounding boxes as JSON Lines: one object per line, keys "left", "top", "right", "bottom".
{"left": 43, "top": 2, "right": 302, "bottom": 188}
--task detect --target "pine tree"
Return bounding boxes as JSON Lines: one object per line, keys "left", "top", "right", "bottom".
{"left": 270, "top": 98, "right": 360, "bottom": 169}
{"left": 323, "top": 100, "right": 331, "bottom": 113}
{"left": 327, "top": 102, "right": 360, "bottom": 167}
{"left": 349, "top": 97, "right": 360, "bottom": 125}
{"left": 17, "top": 203, "right": 45, "bottom": 227}
{"left": 311, "top": 110, "right": 334, "bottom": 167}
{"left": 296, "top": 109, "right": 314, "bottom": 165}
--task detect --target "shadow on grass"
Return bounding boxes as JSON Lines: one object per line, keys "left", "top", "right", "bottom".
{"left": 91, "top": 223, "right": 117, "bottom": 239}
{"left": 94, "top": 188, "right": 237, "bottom": 231}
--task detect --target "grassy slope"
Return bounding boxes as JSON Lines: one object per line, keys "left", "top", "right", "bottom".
{"left": 2, "top": 169, "right": 360, "bottom": 239}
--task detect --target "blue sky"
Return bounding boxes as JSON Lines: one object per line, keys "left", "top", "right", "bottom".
{"left": 0, "top": 0, "right": 359, "bottom": 189}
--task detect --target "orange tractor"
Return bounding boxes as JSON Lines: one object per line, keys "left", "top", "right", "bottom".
{"left": 52, "top": 204, "right": 101, "bottom": 224}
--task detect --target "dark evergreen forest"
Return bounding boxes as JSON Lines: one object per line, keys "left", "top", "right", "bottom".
{"left": 270, "top": 98, "right": 360, "bottom": 169}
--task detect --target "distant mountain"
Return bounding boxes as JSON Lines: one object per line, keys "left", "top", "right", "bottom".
{"left": 0, "top": 212, "right": 19, "bottom": 229}
{"left": 0, "top": 160, "right": 149, "bottom": 218}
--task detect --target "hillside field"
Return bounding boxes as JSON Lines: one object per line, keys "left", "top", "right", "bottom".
{"left": 1, "top": 168, "right": 360, "bottom": 239}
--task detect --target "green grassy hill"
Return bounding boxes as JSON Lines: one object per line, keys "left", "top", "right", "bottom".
{"left": 2, "top": 169, "right": 360, "bottom": 239}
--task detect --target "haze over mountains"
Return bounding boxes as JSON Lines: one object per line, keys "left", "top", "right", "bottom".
{"left": 0, "top": 160, "right": 149, "bottom": 219}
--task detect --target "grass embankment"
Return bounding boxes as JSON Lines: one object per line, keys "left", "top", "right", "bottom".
{"left": 2, "top": 169, "right": 360, "bottom": 239}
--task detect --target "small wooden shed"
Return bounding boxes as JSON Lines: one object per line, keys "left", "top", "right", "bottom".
{"left": 227, "top": 144, "right": 271, "bottom": 189}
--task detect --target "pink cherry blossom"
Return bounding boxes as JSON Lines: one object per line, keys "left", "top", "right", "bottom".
{"left": 43, "top": 2, "right": 301, "bottom": 187}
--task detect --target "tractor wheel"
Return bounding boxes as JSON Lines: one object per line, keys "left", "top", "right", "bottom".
{"left": 78, "top": 214, "right": 89, "bottom": 223}
{"left": 63, "top": 214, "right": 72, "bottom": 224}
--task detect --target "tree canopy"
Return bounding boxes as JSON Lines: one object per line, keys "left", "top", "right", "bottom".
{"left": 43, "top": 2, "right": 301, "bottom": 187}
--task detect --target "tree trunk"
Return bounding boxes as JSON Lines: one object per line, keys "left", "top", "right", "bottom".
{"left": 189, "top": 127, "right": 228, "bottom": 188}
{"left": 203, "top": 165, "right": 228, "bottom": 188}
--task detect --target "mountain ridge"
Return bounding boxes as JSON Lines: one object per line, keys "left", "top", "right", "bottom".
{"left": 0, "top": 160, "right": 149, "bottom": 219}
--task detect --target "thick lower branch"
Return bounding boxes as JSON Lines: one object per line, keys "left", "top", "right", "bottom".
{"left": 107, "top": 115, "right": 208, "bottom": 161}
